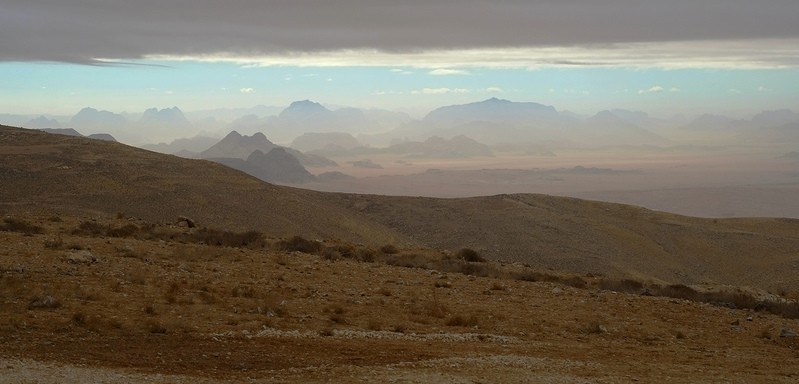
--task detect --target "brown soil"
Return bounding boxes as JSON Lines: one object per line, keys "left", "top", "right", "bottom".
{"left": 2, "top": 215, "right": 798, "bottom": 383}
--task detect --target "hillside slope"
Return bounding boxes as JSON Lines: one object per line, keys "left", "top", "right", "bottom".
{"left": 2, "top": 125, "right": 798, "bottom": 291}
{"left": 331, "top": 193, "right": 799, "bottom": 291}
{"left": 0, "top": 125, "right": 412, "bottom": 246}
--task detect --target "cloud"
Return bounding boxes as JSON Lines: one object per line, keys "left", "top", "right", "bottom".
{"left": 486, "top": 87, "right": 503, "bottom": 93}
{"left": 390, "top": 68, "right": 413, "bottom": 75}
{"left": 428, "top": 68, "right": 470, "bottom": 76}
{"left": 2, "top": 1, "right": 799, "bottom": 68}
{"left": 239, "top": 87, "right": 256, "bottom": 94}
{"left": 411, "top": 88, "right": 469, "bottom": 95}
{"left": 639, "top": 86, "right": 665, "bottom": 94}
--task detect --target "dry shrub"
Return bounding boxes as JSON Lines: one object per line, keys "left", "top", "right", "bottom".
{"left": 71, "top": 312, "right": 87, "bottom": 326}
{"left": 355, "top": 247, "right": 376, "bottom": 262}
{"left": 599, "top": 278, "right": 645, "bottom": 293}
{"left": 43, "top": 237, "right": 64, "bottom": 249}
{"left": 382, "top": 253, "right": 433, "bottom": 269}
{"left": 277, "top": 235, "right": 322, "bottom": 254}
{"left": 1, "top": 217, "right": 44, "bottom": 235}
{"left": 561, "top": 276, "right": 588, "bottom": 289}
{"left": 514, "top": 271, "right": 560, "bottom": 283}
{"left": 147, "top": 321, "right": 167, "bottom": 334}
{"left": 656, "top": 284, "right": 699, "bottom": 301}
{"left": 445, "top": 314, "right": 479, "bottom": 327}
{"left": 367, "top": 319, "right": 382, "bottom": 331}
{"left": 380, "top": 244, "right": 399, "bottom": 254}
{"left": 376, "top": 287, "right": 393, "bottom": 296}
{"left": 457, "top": 248, "right": 485, "bottom": 263}
{"left": 47, "top": 215, "right": 63, "bottom": 223}
{"left": 583, "top": 322, "right": 608, "bottom": 335}
{"left": 190, "top": 228, "right": 265, "bottom": 248}
{"left": 106, "top": 223, "right": 139, "bottom": 238}
{"left": 490, "top": 282, "right": 507, "bottom": 291}
{"left": 701, "top": 291, "right": 759, "bottom": 310}
{"left": 756, "top": 300, "right": 799, "bottom": 319}
{"left": 72, "top": 221, "right": 108, "bottom": 236}
{"left": 232, "top": 285, "right": 256, "bottom": 298}
{"left": 259, "top": 296, "right": 287, "bottom": 317}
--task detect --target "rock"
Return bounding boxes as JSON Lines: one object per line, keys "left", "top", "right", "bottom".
{"left": 779, "top": 328, "right": 796, "bottom": 338}
{"left": 731, "top": 319, "right": 740, "bottom": 326}
{"left": 65, "top": 250, "right": 96, "bottom": 264}
{"left": 177, "top": 216, "right": 196, "bottom": 228}
{"left": 747, "top": 315, "right": 753, "bottom": 322}
{"left": 551, "top": 287, "right": 563, "bottom": 294}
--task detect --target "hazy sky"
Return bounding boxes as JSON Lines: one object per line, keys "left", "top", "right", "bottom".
{"left": 1, "top": 1, "right": 798, "bottom": 117}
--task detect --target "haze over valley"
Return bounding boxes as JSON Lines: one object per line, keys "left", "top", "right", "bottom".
{"left": 6, "top": 97, "right": 798, "bottom": 218}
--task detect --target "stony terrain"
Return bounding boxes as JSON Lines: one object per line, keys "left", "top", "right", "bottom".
{"left": 1, "top": 214, "right": 798, "bottom": 383}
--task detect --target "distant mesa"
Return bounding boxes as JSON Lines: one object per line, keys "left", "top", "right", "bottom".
{"left": 423, "top": 97, "right": 559, "bottom": 125}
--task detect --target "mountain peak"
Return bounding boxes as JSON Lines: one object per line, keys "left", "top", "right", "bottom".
{"left": 423, "top": 98, "right": 558, "bottom": 125}
{"left": 279, "top": 100, "right": 331, "bottom": 119}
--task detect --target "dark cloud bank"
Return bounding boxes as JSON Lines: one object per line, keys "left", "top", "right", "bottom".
{"left": 2, "top": 1, "right": 799, "bottom": 64}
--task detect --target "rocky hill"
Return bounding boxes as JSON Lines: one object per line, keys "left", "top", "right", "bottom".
{"left": 2, "top": 124, "right": 799, "bottom": 291}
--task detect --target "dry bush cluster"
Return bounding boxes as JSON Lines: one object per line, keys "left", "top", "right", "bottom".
{"left": 1, "top": 217, "right": 45, "bottom": 235}
{"left": 71, "top": 220, "right": 268, "bottom": 248}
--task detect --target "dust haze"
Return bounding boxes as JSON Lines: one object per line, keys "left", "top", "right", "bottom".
{"left": 10, "top": 97, "right": 799, "bottom": 218}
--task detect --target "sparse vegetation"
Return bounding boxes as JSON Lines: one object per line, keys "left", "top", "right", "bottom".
{"left": 380, "top": 244, "right": 399, "bottom": 254}
{"left": 277, "top": 235, "right": 322, "bottom": 254}
{"left": 1, "top": 217, "right": 44, "bottom": 235}
{"left": 445, "top": 314, "right": 479, "bottom": 327}
{"left": 456, "top": 248, "right": 485, "bottom": 263}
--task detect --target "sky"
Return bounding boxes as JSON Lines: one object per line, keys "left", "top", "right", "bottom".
{"left": 1, "top": 1, "right": 798, "bottom": 118}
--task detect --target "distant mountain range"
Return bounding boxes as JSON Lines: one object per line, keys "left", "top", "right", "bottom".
{"left": 2, "top": 99, "right": 797, "bottom": 149}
